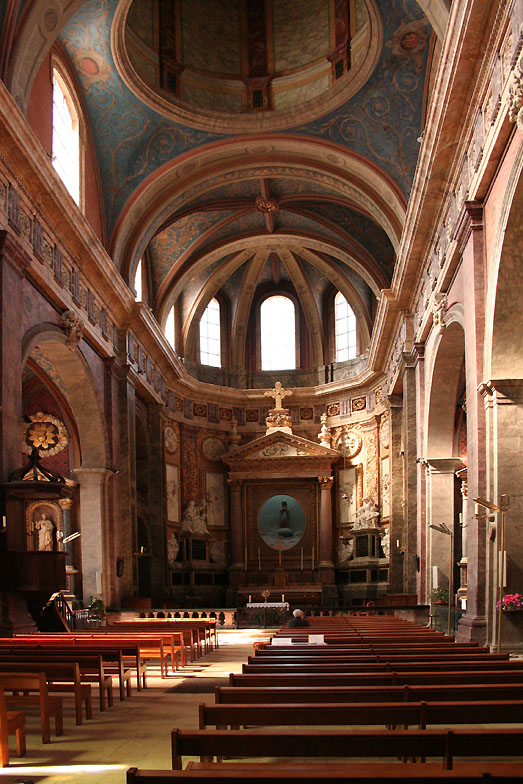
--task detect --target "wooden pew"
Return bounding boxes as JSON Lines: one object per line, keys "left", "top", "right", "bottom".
{"left": 170, "top": 727, "right": 523, "bottom": 770}
{"left": 242, "top": 657, "right": 513, "bottom": 674}
{"left": 230, "top": 668, "right": 523, "bottom": 688}
{"left": 0, "top": 672, "right": 63, "bottom": 743}
{"left": 112, "top": 621, "right": 212, "bottom": 660}
{"left": 0, "top": 685, "right": 25, "bottom": 767}
{"left": 215, "top": 682, "right": 523, "bottom": 704}
{"left": 127, "top": 762, "right": 523, "bottom": 783}
{"left": 0, "top": 650, "right": 113, "bottom": 712}
{"left": 2, "top": 637, "right": 144, "bottom": 695}
{"left": 198, "top": 699, "right": 523, "bottom": 730}
{"left": 0, "top": 660, "right": 91, "bottom": 724}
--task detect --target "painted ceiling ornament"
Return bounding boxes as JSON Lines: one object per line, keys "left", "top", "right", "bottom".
{"left": 23, "top": 412, "right": 69, "bottom": 458}
{"left": 255, "top": 195, "right": 278, "bottom": 213}
{"left": 60, "top": 310, "right": 84, "bottom": 348}
{"left": 386, "top": 18, "right": 429, "bottom": 73}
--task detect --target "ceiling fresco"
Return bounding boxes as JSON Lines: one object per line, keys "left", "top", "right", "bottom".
{"left": 57, "top": 0, "right": 431, "bottom": 236}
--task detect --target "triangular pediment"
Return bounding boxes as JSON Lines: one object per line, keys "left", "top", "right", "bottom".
{"left": 222, "top": 429, "right": 339, "bottom": 466}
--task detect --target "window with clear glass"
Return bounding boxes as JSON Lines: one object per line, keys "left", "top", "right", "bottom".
{"left": 261, "top": 295, "right": 296, "bottom": 370}
{"left": 200, "top": 298, "right": 221, "bottom": 367}
{"left": 165, "top": 305, "right": 175, "bottom": 350}
{"left": 335, "top": 291, "right": 357, "bottom": 361}
{"left": 52, "top": 69, "right": 80, "bottom": 205}
{"left": 134, "top": 259, "right": 143, "bottom": 301}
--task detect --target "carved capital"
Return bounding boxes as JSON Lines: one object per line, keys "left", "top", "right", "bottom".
{"left": 58, "top": 498, "right": 74, "bottom": 511}
{"left": 319, "top": 476, "right": 334, "bottom": 488}
{"left": 508, "top": 58, "right": 523, "bottom": 130}
{"left": 61, "top": 310, "right": 84, "bottom": 349}
{"left": 432, "top": 291, "right": 447, "bottom": 334}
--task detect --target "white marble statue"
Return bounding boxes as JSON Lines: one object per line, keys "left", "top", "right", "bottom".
{"left": 353, "top": 497, "right": 380, "bottom": 530}
{"left": 381, "top": 528, "right": 391, "bottom": 558}
{"left": 338, "top": 538, "right": 354, "bottom": 564}
{"left": 167, "top": 531, "right": 179, "bottom": 565}
{"left": 181, "top": 499, "right": 209, "bottom": 535}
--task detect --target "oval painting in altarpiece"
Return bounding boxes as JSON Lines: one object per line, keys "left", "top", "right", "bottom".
{"left": 257, "top": 494, "right": 305, "bottom": 551}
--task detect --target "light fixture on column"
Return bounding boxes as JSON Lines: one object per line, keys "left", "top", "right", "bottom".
{"left": 473, "top": 494, "right": 510, "bottom": 653}
{"left": 429, "top": 522, "right": 454, "bottom": 637}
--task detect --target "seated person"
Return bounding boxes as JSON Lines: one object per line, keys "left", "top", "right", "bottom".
{"left": 288, "top": 608, "right": 310, "bottom": 627}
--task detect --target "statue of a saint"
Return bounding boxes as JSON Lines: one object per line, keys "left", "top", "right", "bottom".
{"left": 381, "top": 528, "right": 391, "bottom": 558}
{"left": 353, "top": 497, "right": 380, "bottom": 530}
{"left": 35, "top": 512, "right": 55, "bottom": 551}
{"left": 167, "top": 531, "right": 179, "bottom": 565}
{"left": 181, "top": 500, "right": 209, "bottom": 535}
{"left": 338, "top": 538, "right": 354, "bottom": 563}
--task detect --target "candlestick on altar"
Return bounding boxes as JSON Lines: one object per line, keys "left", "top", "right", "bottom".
{"left": 258, "top": 547, "right": 261, "bottom": 571}
{"left": 312, "top": 546, "right": 315, "bottom": 571}
{"left": 1, "top": 515, "right": 6, "bottom": 529}
{"left": 244, "top": 546, "right": 248, "bottom": 570}
{"left": 300, "top": 547, "right": 304, "bottom": 571}
{"left": 278, "top": 547, "right": 282, "bottom": 566}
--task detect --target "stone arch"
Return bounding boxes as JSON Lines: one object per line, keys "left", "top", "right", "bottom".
{"left": 485, "top": 142, "right": 523, "bottom": 381}
{"left": 22, "top": 326, "right": 108, "bottom": 468}
{"left": 426, "top": 319, "right": 466, "bottom": 458}
{"left": 5, "top": 1, "right": 85, "bottom": 112}
{"left": 110, "top": 137, "right": 407, "bottom": 277}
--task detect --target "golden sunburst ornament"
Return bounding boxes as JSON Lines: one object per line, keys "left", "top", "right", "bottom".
{"left": 23, "top": 412, "right": 69, "bottom": 458}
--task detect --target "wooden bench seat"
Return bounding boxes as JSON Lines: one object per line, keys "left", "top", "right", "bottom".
{"left": 215, "top": 682, "right": 523, "bottom": 704}
{"left": 0, "top": 651, "right": 113, "bottom": 712}
{"left": 230, "top": 668, "right": 523, "bottom": 688}
{"left": 127, "top": 761, "right": 523, "bottom": 783}
{"left": 0, "top": 672, "right": 63, "bottom": 743}
{"left": 242, "top": 657, "right": 513, "bottom": 674}
{"left": 2, "top": 638, "right": 144, "bottom": 696}
{"left": 170, "top": 727, "right": 523, "bottom": 770}
{"left": 198, "top": 699, "right": 523, "bottom": 730}
{"left": 0, "top": 685, "right": 25, "bottom": 767}
{"left": 0, "top": 660, "right": 91, "bottom": 724}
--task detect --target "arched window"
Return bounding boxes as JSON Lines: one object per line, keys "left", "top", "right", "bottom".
{"left": 164, "top": 305, "right": 175, "bottom": 350}
{"left": 335, "top": 291, "right": 357, "bottom": 361}
{"left": 200, "top": 298, "right": 221, "bottom": 367}
{"left": 134, "top": 259, "right": 143, "bottom": 301}
{"left": 261, "top": 295, "right": 296, "bottom": 370}
{"left": 52, "top": 68, "right": 80, "bottom": 205}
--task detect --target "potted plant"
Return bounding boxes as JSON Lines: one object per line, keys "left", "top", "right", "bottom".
{"left": 497, "top": 593, "right": 522, "bottom": 612}
{"left": 87, "top": 596, "right": 106, "bottom": 623}
{"left": 430, "top": 587, "right": 449, "bottom": 605}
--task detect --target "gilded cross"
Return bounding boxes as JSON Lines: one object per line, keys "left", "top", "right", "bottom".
{"left": 264, "top": 381, "right": 292, "bottom": 410}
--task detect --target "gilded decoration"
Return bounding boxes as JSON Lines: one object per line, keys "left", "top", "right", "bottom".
{"left": 352, "top": 396, "right": 366, "bottom": 412}
{"left": 364, "top": 428, "right": 379, "bottom": 499}
{"left": 180, "top": 432, "right": 198, "bottom": 505}
{"left": 327, "top": 403, "right": 340, "bottom": 417}
{"left": 23, "top": 412, "right": 69, "bottom": 458}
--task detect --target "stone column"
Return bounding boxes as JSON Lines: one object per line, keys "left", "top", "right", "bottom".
{"left": 318, "top": 476, "right": 334, "bottom": 568}
{"left": 147, "top": 404, "right": 166, "bottom": 599}
{"left": 58, "top": 498, "right": 74, "bottom": 567}
{"left": 228, "top": 479, "right": 244, "bottom": 569}
{"left": 456, "top": 202, "right": 487, "bottom": 643}
{"left": 73, "top": 468, "right": 110, "bottom": 602}
{"left": 483, "top": 380, "right": 523, "bottom": 650}
{"left": 0, "top": 232, "right": 30, "bottom": 482}
{"left": 426, "top": 458, "right": 463, "bottom": 593}
{"left": 387, "top": 395, "right": 404, "bottom": 593}
{"left": 117, "top": 364, "right": 137, "bottom": 600}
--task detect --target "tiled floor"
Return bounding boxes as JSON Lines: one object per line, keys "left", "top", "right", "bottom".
{"left": 0, "top": 629, "right": 269, "bottom": 784}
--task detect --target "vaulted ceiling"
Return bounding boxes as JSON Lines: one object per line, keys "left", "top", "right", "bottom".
{"left": 2, "top": 0, "right": 446, "bottom": 385}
